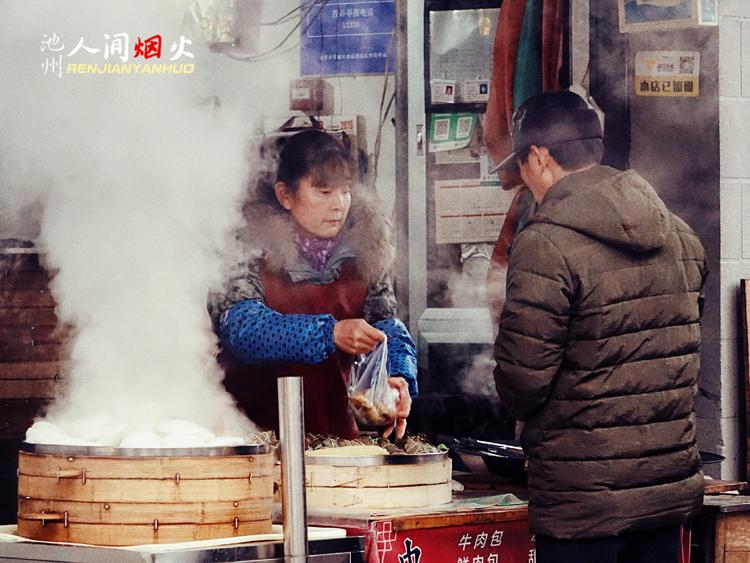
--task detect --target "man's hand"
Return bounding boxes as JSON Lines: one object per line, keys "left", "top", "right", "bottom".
{"left": 382, "top": 376, "right": 411, "bottom": 440}
{"left": 333, "top": 319, "right": 385, "bottom": 355}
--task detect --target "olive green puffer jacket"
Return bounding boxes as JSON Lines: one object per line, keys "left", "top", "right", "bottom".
{"left": 494, "top": 165, "right": 707, "bottom": 539}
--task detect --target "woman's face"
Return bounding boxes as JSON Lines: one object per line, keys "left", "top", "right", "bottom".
{"left": 275, "top": 174, "right": 352, "bottom": 239}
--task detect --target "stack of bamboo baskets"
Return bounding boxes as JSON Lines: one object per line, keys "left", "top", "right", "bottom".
{"left": 305, "top": 453, "right": 452, "bottom": 510}
{"left": 0, "top": 250, "right": 67, "bottom": 443}
{"left": 16, "top": 445, "right": 274, "bottom": 545}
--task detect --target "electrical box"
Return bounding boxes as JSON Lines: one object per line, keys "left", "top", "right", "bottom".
{"left": 289, "top": 79, "right": 335, "bottom": 115}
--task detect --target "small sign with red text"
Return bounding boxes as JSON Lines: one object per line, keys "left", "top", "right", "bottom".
{"left": 372, "top": 519, "right": 535, "bottom": 563}
{"left": 634, "top": 50, "right": 700, "bottom": 97}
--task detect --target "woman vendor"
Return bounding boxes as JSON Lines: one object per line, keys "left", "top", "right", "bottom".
{"left": 209, "top": 130, "right": 417, "bottom": 440}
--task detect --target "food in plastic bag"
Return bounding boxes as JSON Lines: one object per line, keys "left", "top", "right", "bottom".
{"left": 348, "top": 338, "right": 398, "bottom": 427}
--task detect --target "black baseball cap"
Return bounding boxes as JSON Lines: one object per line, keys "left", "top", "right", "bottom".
{"left": 492, "top": 90, "right": 604, "bottom": 174}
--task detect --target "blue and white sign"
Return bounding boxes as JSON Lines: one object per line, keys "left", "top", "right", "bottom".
{"left": 301, "top": 0, "right": 396, "bottom": 76}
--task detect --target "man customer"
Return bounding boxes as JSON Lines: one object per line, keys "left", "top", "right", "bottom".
{"left": 492, "top": 90, "right": 707, "bottom": 563}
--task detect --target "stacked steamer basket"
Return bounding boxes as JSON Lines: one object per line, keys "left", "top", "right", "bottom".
{"left": 0, "top": 247, "right": 69, "bottom": 522}
{"left": 16, "top": 442, "right": 273, "bottom": 546}
{"left": 0, "top": 250, "right": 66, "bottom": 429}
{"left": 305, "top": 449, "right": 452, "bottom": 510}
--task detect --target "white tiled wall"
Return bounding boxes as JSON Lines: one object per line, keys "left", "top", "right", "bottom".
{"left": 719, "top": 2, "right": 750, "bottom": 479}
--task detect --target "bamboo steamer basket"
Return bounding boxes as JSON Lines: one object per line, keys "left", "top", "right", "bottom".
{"left": 304, "top": 451, "right": 452, "bottom": 510}
{"left": 16, "top": 442, "right": 273, "bottom": 546}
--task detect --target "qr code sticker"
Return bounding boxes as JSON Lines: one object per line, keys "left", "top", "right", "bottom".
{"left": 433, "top": 119, "right": 451, "bottom": 141}
{"left": 679, "top": 56, "right": 694, "bottom": 74}
{"left": 456, "top": 116, "right": 473, "bottom": 139}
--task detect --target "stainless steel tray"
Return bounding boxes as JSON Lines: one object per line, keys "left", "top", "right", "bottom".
{"left": 20, "top": 441, "right": 269, "bottom": 457}
{"left": 304, "top": 450, "right": 448, "bottom": 466}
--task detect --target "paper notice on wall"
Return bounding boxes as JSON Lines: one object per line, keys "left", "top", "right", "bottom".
{"left": 462, "top": 79, "right": 490, "bottom": 102}
{"left": 434, "top": 146, "right": 477, "bottom": 165}
{"left": 431, "top": 79, "right": 457, "bottom": 104}
{"left": 634, "top": 50, "right": 700, "bottom": 97}
{"left": 479, "top": 153, "right": 502, "bottom": 185}
{"left": 435, "top": 179, "right": 515, "bottom": 244}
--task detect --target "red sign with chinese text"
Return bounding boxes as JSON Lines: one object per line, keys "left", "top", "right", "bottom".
{"left": 370, "top": 519, "right": 535, "bottom": 563}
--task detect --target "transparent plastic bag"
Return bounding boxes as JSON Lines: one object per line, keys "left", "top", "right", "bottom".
{"left": 348, "top": 337, "right": 398, "bottom": 427}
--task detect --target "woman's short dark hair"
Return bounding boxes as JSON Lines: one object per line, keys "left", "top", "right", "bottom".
{"left": 517, "top": 138, "right": 604, "bottom": 171}
{"left": 256, "top": 130, "right": 353, "bottom": 208}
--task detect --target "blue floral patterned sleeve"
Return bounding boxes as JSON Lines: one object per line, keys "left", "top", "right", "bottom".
{"left": 373, "top": 318, "right": 418, "bottom": 397}
{"left": 219, "top": 300, "right": 336, "bottom": 365}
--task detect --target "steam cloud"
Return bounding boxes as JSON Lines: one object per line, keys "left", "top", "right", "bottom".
{"left": 0, "top": 2, "right": 272, "bottom": 446}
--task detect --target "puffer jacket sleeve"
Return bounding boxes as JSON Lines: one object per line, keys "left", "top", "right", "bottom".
{"left": 210, "top": 258, "right": 336, "bottom": 365}
{"left": 362, "top": 276, "right": 418, "bottom": 397}
{"left": 373, "top": 318, "right": 418, "bottom": 397}
{"left": 218, "top": 299, "right": 336, "bottom": 365}
{"left": 493, "top": 228, "right": 574, "bottom": 421}
{"left": 207, "top": 257, "right": 265, "bottom": 331}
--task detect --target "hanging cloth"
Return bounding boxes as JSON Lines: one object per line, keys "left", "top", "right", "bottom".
{"left": 513, "top": 0, "right": 543, "bottom": 110}
{"left": 484, "top": 0, "right": 565, "bottom": 319}
{"left": 483, "top": 0, "right": 564, "bottom": 186}
{"left": 486, "top": 186, "right": 532, "bottom": 325}
{"left": 483, "top": 0, "right": 528, "bottom": 185}
{"left": 541, "top": 0, "right": 565, "bottom": 92}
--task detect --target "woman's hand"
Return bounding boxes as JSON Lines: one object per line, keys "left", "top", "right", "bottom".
{"left": 333, "top": 319, "right": 385, "bottom": 355}
{"left": 382, "top": 376, "right": 411, "bottom": 440}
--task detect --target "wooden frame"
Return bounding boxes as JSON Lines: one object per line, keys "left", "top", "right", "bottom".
{"left": 618, "top": 0, "right": 718, "bottom": 33}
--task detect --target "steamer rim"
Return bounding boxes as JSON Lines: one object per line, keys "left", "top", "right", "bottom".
{"left": 20, "top": 441, "right": 269, "bottom": 457}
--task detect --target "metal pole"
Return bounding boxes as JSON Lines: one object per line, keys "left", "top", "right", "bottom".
{"left": 394, "top": 0, "right": 410, "bottom": 326}
{"left": 278, "top": 376, "right": 308, "bottom": 563}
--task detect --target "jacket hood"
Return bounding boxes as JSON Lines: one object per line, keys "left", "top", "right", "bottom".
{"left": 238, "top": 185, "right": 394, "bottom": 284}
{"left": 531, "top": 165, "right": 671, "bottom": 252}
